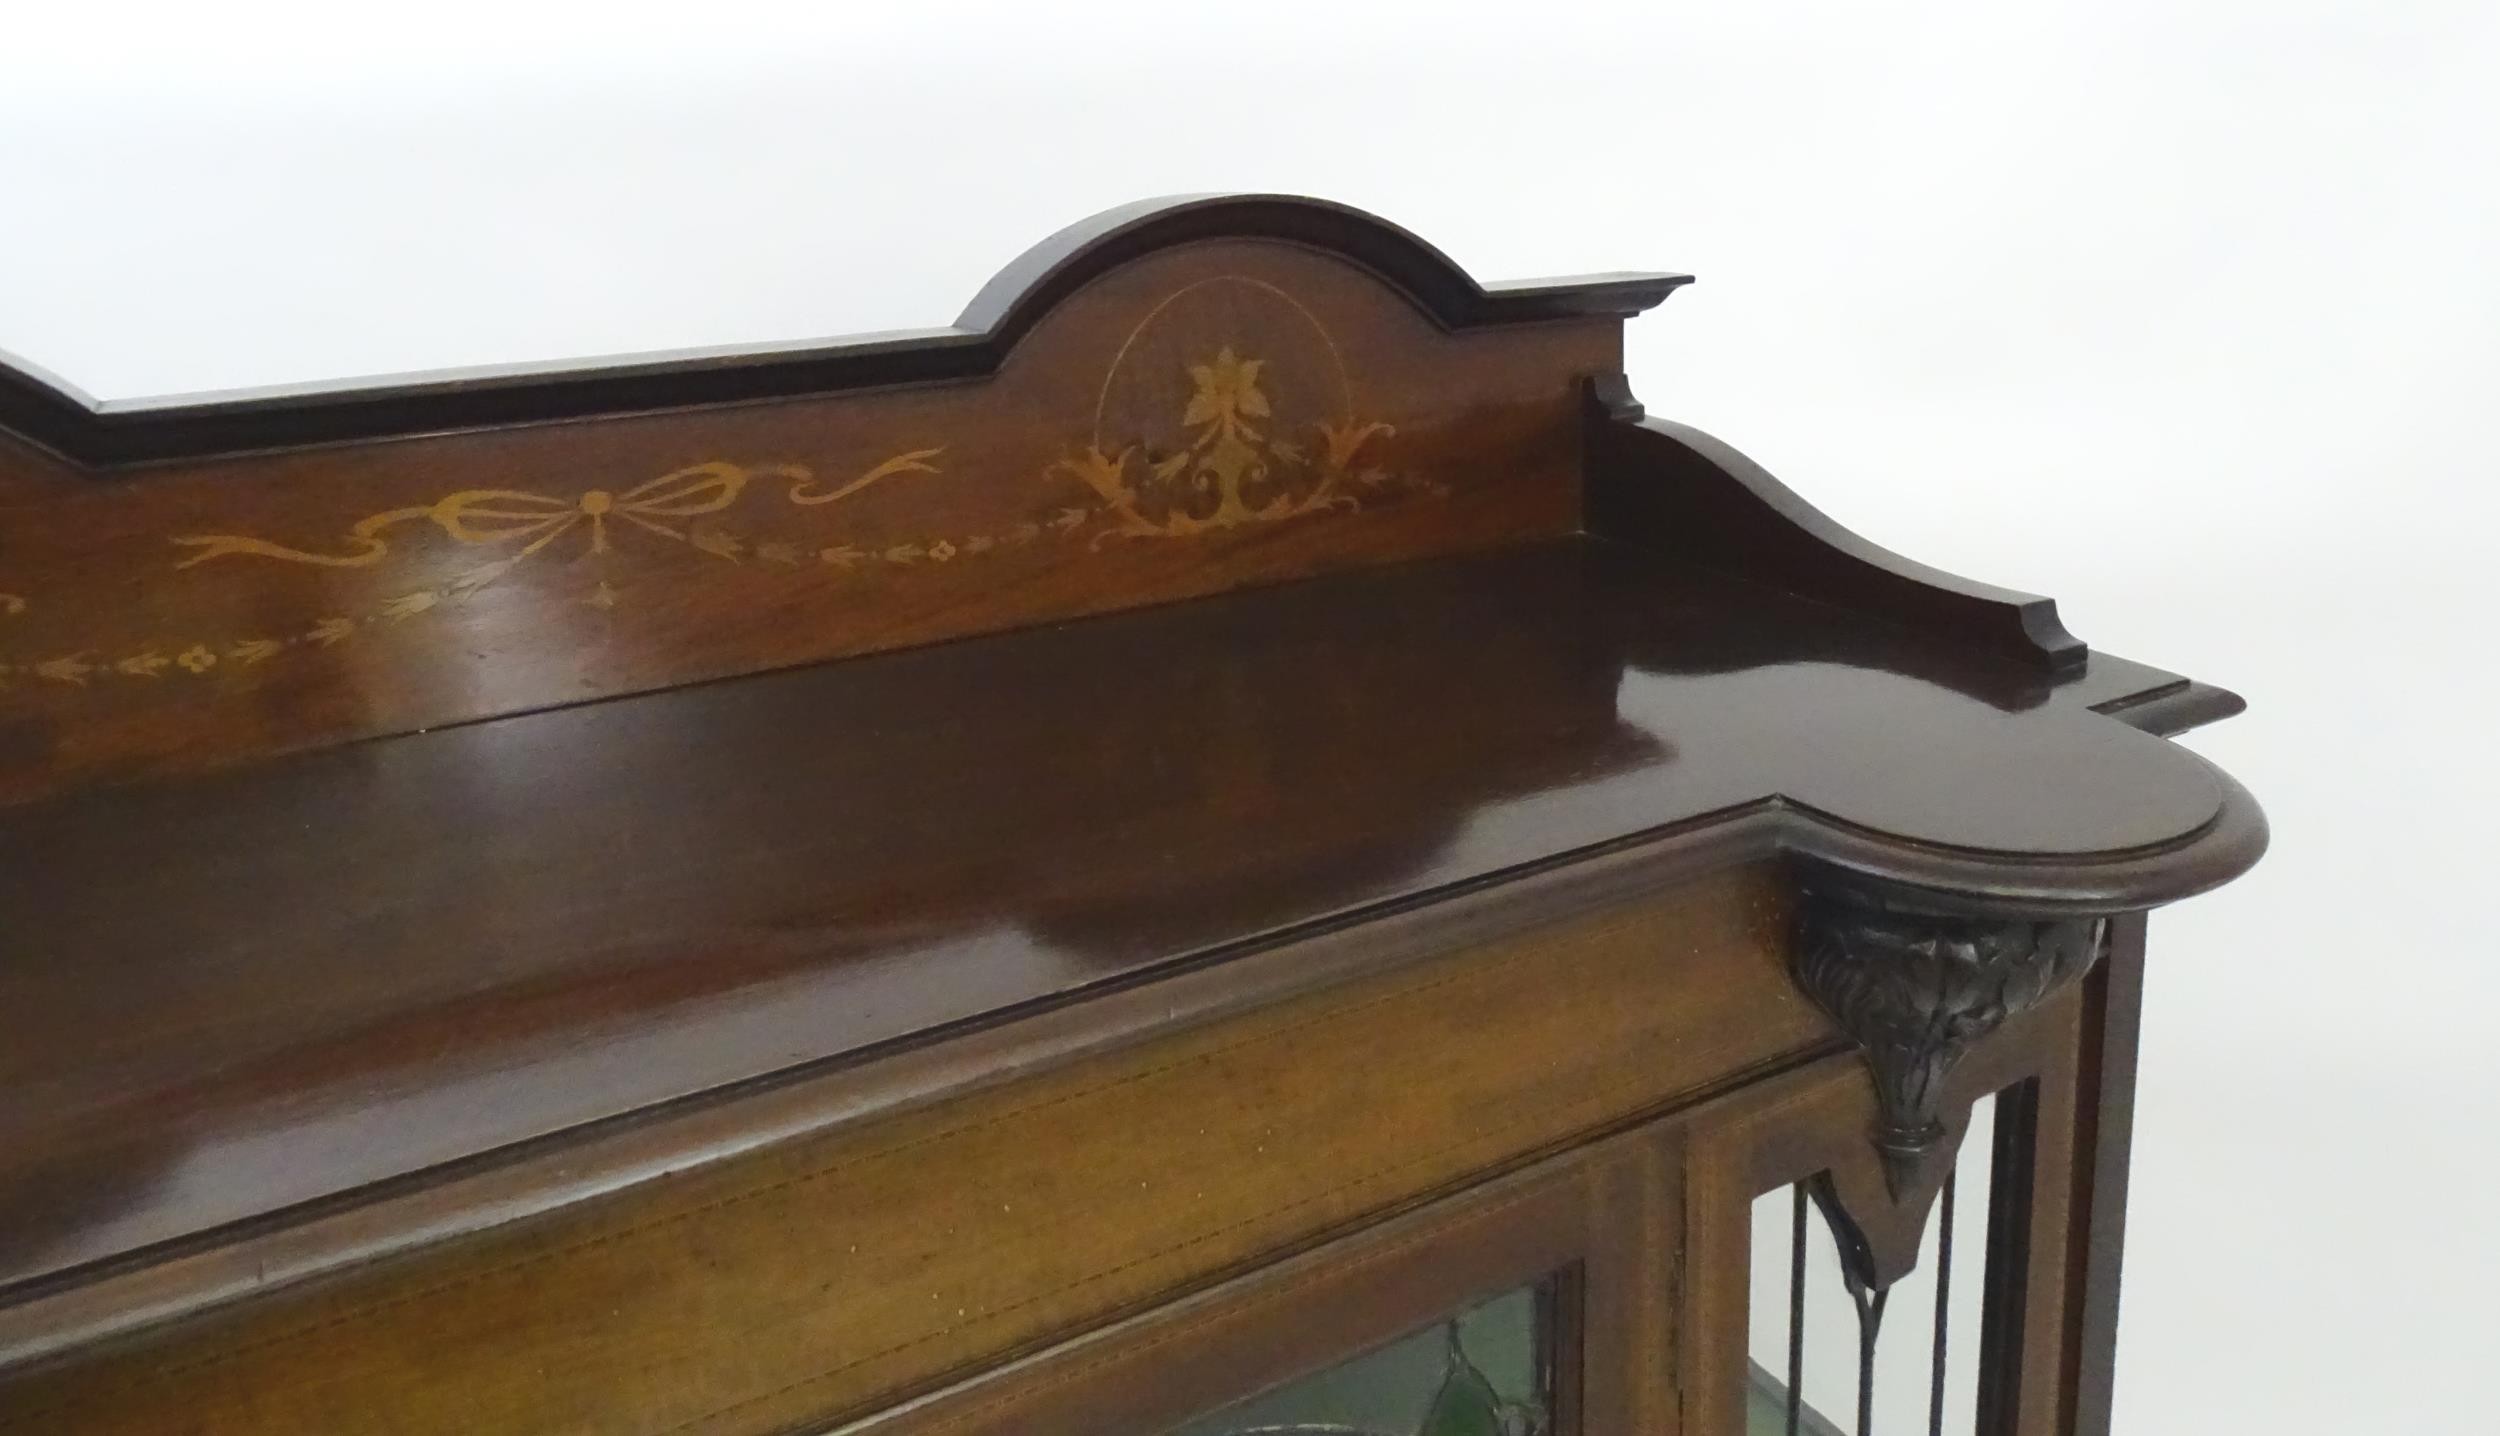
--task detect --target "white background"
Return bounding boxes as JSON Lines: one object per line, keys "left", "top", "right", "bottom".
{"left": 4, "top": 3, "right": 2494, "bottom": 1430}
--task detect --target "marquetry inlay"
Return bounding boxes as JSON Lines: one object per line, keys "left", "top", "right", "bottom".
{"left": 0, "top": 287, "right": 1451, "bottom": 695}
{"left": 0, "top": 236, "right": 1606, "bottom": 802}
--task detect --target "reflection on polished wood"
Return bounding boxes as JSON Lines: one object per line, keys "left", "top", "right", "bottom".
{"left": 0, "top": 541, "right": 2244, "bottom": 1300}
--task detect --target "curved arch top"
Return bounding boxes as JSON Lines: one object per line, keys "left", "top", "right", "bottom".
{"left": 0, "top": 193, "right": 1689, "bottom": 469}
{"left": 957, "top": 193, "right": 1689, "bottom": 343}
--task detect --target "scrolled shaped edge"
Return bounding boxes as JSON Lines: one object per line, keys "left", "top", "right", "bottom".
{"left": 1584, "top": 375, "right": 2086, "bottom": 675}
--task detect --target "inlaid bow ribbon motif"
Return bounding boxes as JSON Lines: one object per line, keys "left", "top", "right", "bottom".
{"left": 169, "top": 449, "right": 945, "bottom": 599}
{"left": 171, "top": 461, "right": 808, "bottom": 572}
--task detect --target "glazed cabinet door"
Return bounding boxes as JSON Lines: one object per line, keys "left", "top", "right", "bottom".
{"left": 1681, "top": 959, "right": 2127, "bottom": 1436}
{"left": 834, "top": 1118, "right": 1684, "bottom": 1436}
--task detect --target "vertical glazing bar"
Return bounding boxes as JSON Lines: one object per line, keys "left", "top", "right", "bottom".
{"left": 1931, "top": 1173, "right": 1957, "bottom": 1436}
{"left": 1854, "top": 1288, "right": 1889, "bottom": 1436}
{"left": 1788, "top": 1183, "right": 1808, "bottom": 1436}
{"left": 1974, "top": 1083, "right": 2043, "bottom": 1434}
{"left": 1858, "top": 1311, "right": 1876, "bottom": 1436}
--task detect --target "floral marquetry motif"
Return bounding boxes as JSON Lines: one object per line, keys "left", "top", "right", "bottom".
{"left": 1049, "top": 275, "right": 1448, "bottom": 543}
{"left": 1046, "top": 350, "right": 1421, "bottom": 542}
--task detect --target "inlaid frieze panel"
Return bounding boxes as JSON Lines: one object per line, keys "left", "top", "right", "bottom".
{"left": 0, "top": 239, "right": 1620, "bottom": 802}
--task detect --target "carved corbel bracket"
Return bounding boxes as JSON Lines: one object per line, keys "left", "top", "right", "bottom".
{"left": 1792, "top": 867, "right": 2107, "bottom": 1205}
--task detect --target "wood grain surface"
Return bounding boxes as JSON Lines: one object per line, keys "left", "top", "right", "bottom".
{"left": 0, "top": 868, "right": 1816, "bottom": 1436}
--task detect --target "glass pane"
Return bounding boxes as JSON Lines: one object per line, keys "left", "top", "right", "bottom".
{"left": 1744, "top": 1095, "right": 2005, "bottom": 1436}
{"left": 1167, "top": 1282, "right": 1554, "bottom": 1436}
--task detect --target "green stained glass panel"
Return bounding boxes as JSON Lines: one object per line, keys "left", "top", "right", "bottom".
{"left": 1167, "top": 1283, "right": 1554, "bottom": 1436}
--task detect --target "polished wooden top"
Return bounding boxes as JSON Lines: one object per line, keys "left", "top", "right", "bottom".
{"left": 0, "top": 537, "right": 2257, "bottom": 1313}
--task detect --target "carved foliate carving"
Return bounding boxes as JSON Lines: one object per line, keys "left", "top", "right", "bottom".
{"left": 1793, "top": 871, "right": 2105, "bottom": 1201}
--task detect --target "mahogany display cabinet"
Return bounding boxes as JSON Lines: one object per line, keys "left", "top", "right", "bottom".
{"left": 0, "top": 196, "right": 2264, "bottom": 1435}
